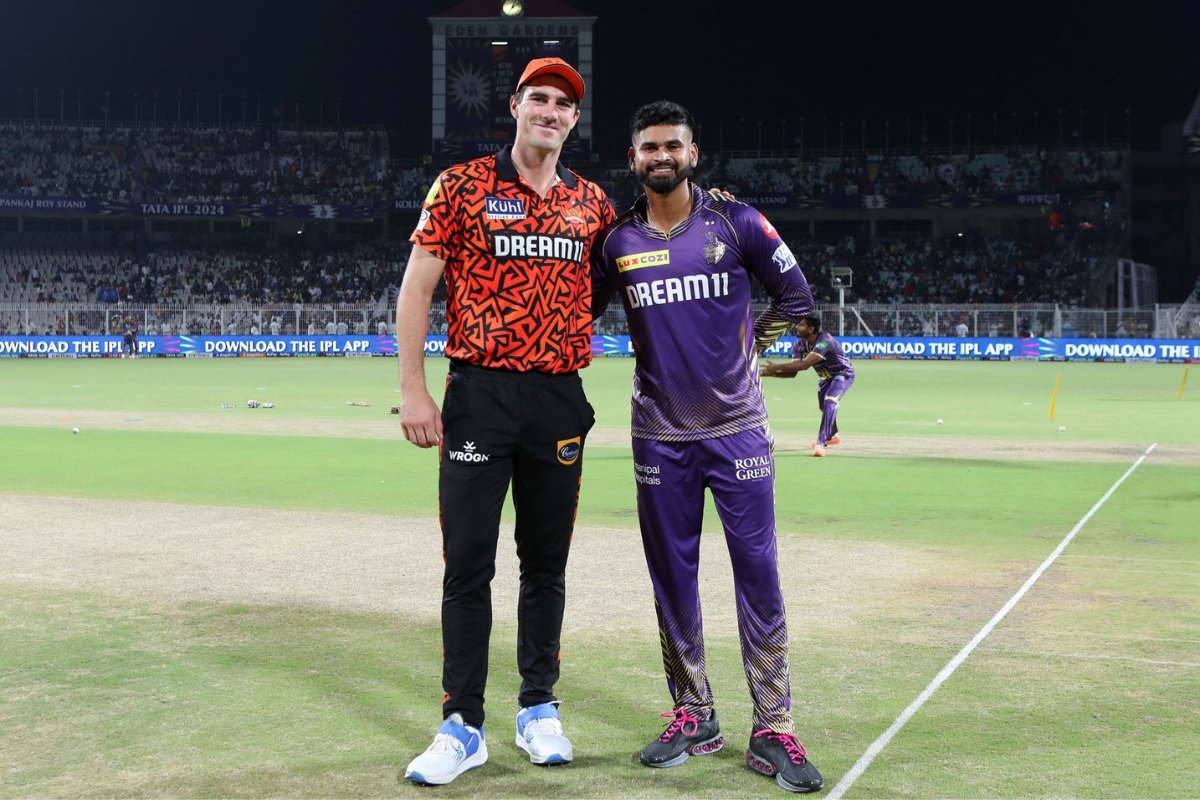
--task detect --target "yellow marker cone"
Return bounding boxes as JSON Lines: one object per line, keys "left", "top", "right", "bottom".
{"left": 1049, "top": 371, "right": 1061, "bottom": 419}
{"left": 1180, "top": 368, "right": 1190, "bottom": 401}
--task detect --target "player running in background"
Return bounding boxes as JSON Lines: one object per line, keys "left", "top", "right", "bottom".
{"left": 761, "top": 315, "right": 855, "bottom": 457}
{"left": 396, "top": 58, "right": 614, "bottom": 786}
{"left": 592, "top": 100, "right": 823, "bottom": 794}
{"left": 121, "top": 313, "right": 139, "bottom": 358}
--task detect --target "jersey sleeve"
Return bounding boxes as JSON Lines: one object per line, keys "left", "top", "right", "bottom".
{"left": 810, "top": 338, "right": 831, "bottom": 360}
{"left": 598, "top": 193, "right": 617, "bottom": 228}
{"left": 408, "top": 172, "right": 459, "bottom": 261}
{"left": 590, "top": 224, "right": 619, "bottom": 319}
{"left": 736, "top": 209, "right": 814, "bottom": 354}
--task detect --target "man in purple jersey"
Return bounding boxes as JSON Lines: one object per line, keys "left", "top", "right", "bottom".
{"left": 592, "top": 101, "right": 823, "bottom": 794}
{"left": 762, "top": 315, "right": 855, "bottom": 457}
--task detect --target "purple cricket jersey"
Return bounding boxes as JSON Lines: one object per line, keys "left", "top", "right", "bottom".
{"left": 791, "top": 331, "right": 854, "bottom": 380}
{"left": 592, "top": 185, "right": 814, "bottom": 441}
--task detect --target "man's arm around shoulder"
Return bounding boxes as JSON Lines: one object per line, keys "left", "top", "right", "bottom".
{"left": 397, "top": 246, "right": 447, "bottom": 448}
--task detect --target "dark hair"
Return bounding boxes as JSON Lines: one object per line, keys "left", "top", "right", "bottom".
{"left": 801, "top": 314, "right": 822, "bottom": 333}
{"left": 629, "top": 101, "right": 696, "bottom": 140}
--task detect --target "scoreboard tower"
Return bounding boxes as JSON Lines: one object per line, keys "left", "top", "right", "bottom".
{"left": 429, "top": 0, "right": 596, "bottom": 157}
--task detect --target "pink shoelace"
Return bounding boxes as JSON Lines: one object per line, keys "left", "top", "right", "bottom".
{"left": 753, "top": 729, "right": 808, "bottom": 764}
{"left": 659, "top": 708, "right": 700, "bottom": 742}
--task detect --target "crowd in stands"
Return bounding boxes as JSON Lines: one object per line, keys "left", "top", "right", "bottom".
{"left": 3, "top": 124, "right": 1124, "bottom": 208}
{"left": 138, "top": 128, "right": 389, "bottom": 205}
{"left": 3, "top": 226, "right": 1112, "bottom": 338}
{"left": 0, "top": 126, "right": 133, "bottom": 198}
{"left": 1, "top": 123, "right": 1130, "bottom": 339}
{"left": 0, "top": 237, "right": 411, "bottom": 309}
{"left": 1, "top": 124, "right": 388, "bottom": 206}
{"left": 783, "top": 230, "right": 1108, "bottom": 306}
{"left": 587, "top": 149, "right": 1124, "bottom": 205}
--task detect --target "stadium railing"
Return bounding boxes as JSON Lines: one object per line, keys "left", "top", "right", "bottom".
{"left": 0, "top": 303, "right": 392, "bottom": 338}
{"left": 2, "top": 301, "right": 1197, "bottom": 340}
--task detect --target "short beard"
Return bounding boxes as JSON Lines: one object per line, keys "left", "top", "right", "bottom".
{"left": 638, "top": 162, "right": 694, "bottom": 195}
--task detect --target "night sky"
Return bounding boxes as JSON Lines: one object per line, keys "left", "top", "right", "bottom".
{"left": 1, "top": 0, "right": 1195, "bottom": 156}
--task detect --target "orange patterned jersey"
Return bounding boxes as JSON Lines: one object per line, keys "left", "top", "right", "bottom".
{"left": 411, "top": 146, "right": 616, "bottom": 374}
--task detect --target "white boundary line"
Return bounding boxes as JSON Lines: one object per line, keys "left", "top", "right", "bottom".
{"left": 826, "top": 442, "right": 1158, "bottom": 800}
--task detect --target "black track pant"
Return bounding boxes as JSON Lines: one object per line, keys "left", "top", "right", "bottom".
{"left": 438, "top": 361, "right": 594, "bottom": 728}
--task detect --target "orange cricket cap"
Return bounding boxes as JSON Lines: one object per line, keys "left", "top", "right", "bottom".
{"left": 516, "top": 57, "right": 585, "bottom": 102}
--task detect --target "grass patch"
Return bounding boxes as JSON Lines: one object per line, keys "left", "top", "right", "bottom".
{"left": 3, "top": 357, "right": 1198, "bottom": 797}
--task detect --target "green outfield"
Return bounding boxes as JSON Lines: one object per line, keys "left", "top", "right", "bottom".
{"left": 1, "top": 357, "right": 1198, "bottom": 799}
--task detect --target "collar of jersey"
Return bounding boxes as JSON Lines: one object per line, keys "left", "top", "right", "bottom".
{"left": 633, "top": 183, "right": 708, "bottom": 239}
{"left": 495, "top": 145, "right": 579, "bottom": 189}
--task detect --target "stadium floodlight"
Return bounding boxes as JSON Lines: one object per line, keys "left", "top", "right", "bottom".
{"left": 830, "top": 267, "right": 853, "bottom": 335}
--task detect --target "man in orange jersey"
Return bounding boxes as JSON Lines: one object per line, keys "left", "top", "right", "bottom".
{"left": 397, "top": 58, "right": 615, "bottom": 786}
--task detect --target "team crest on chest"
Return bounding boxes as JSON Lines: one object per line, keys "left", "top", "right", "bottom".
{"left": 558, "top": 203, "right": 587, "bottom": 225}
{"left": 704, "top": 231, "right": 726, "bottom": 265}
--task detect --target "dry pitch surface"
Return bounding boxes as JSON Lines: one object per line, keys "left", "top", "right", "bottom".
{"left": 2, "top": 406, "right": 1185, "bottom": 634}
{"left": 4, "top": 407, "right": 1198, "bottom": 465}
{"left": 1, "top": 494, "right": 924, "bottom": 638}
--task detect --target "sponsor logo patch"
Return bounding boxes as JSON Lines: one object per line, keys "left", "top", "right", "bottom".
{"left": 759, "top": 213, "right": 778, "bottom": 239}
{"left": 447, "top": 440, "right": 490, "bottom": 463}
{"left": 424, "top": 181, "right": 441, "bottom": 204}
{"left": 417, "top": 208, "right": 431, "bottom": 231}
{"left": 616, "top": 250, "right": 670, "bottom": 272}
{"left": 734, "top": 454, "right": 773, "bottom": 481}
{"left": 557, "top": 437, "right": 581, "bottom": 465}
{"left": 485, "top": 196, "right": 527, "bottom": 220}
{"left": 772, "top": 242, "right": 797, "bottom": 273}
{"left": 493, "top": 233, "right": 585, "bottom": 262}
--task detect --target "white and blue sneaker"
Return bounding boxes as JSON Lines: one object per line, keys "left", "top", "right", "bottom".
{"left": 404, "top": 713, "right": 487, "bottom": 785}
{"left": 515, "top": 702, "right": 573, "bottom": 765}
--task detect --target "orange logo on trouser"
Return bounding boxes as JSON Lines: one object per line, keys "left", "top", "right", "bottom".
{"left": 557, "top": 437, "right": 581, "bottom": 465}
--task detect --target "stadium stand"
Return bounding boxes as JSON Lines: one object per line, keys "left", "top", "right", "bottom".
{"left": 0, "top": 125, "right": 133, "bottom": 198}
{"left": 2, "top": 121, "right": 1151, "bottom": 339}
{"left": 0, "top": 238, "right": 410, "bottom": 306}
{"left": 584, "top": 149, "right": 1125, "bottom": 205}
{"left": 3, "top": 123, "right": 1122, "bottom": 205}
{"left": 783, "top": 231, "right": 1111, "bottom": 305}
{"left": 1, "top": 124, "right": 388, "bottom": 205}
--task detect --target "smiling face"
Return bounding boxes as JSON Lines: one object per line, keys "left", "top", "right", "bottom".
{"left": 630, "top": 123, "right": 698, "bottom": 195}
{"left": 510, "top": 77, "right": 580, "bottom": 154}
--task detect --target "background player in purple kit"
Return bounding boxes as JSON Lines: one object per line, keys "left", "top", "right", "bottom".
{"left": 761, "top": 315, "right": 855, "bottom": 457}
{"left": 122, "top": 314, "right": 139, "bottom": 359}
{"left": 592, "top": 101, "right": 823, "bottom": 794}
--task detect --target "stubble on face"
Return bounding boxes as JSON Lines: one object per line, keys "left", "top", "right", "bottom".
{"left": 512, "top": 78, "right": 579, "bottom": 152}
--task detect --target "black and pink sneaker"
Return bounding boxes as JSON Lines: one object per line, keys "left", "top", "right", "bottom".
{"left": 746, "top": 729, "right": 824, "bottom": 793}
{"left": 638, "top": 708, "right": 723, "bottom": 768}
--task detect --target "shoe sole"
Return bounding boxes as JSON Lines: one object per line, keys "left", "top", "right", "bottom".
{"left": 514, "top": 735, "right": 573, "bottom": 765}
{"left": 404, "top": 744, "right": 488, "bottom": 785}
{"left": 641, "top": 734, "right": 724, "bottom": 768}
{"left": 745, "top": 751, "right": 823, "bottom": 794}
